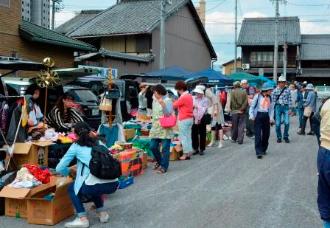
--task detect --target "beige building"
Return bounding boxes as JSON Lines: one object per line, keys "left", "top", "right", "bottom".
{"left": 222, "top": 58, "right": 242, "bottom": 75}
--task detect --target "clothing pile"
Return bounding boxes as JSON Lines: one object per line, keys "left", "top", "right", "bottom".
{"left": 9, "top": 165, "right": 50, "bottom": 189}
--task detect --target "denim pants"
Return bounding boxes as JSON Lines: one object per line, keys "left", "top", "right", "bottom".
{"left": 178, "top": 118, "right": 193, "bottom": 154}
{"left": 317, "top": 147, "right": 330, "bottom": 222}
{"left": 297, "top": 107, "right": 304, "bottom": 129}
{"left": 150, "top": 138, "right": 171, "bottom": 171}
{"left": 275, "top": 104, "right": 290, "bottom": 140}
{"left": 68, "top": 181, "right": 119, "bottom": 217}
{"left": 254, "top": 112, "right": 270, "bottom": 156}
{"left": 324, "top": 221, "right": 330, "bottom": 228}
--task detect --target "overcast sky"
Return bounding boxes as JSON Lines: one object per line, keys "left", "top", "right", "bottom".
{"left": 55, "top": 0, "right": 330, "bottom": 66}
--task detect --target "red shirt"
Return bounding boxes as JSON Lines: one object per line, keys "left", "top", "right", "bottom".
{"left": 173, "top": 92, "right": 193, "bottom": 121}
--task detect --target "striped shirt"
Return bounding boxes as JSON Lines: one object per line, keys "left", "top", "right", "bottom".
{"left": 46, "top": 107, "right": 84, "bottom": 132}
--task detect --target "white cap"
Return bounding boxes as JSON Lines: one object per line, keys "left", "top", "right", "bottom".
{"left": 193, "top": 87, "right": 204, "bottom": 94}
{"left": 195, "top": 85, "right": 206, "bottom": 91}
{"left": 241, "top": 79, "right": 248, "bottom": 84}
{"left": 278, "top": 76, "right": 287, "bottom": 82}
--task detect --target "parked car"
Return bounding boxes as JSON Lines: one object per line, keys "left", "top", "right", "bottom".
{"left": 63, "top": 85, "right": 101, "bottom": 130}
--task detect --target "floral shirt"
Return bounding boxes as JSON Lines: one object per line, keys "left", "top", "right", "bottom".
{"left": 149, "top": 96, "right": 173, "bottom": 139}
{"left": 193, "top": 96, "right": 209, "bottom": 124}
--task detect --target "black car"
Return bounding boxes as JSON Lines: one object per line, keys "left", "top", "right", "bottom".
{"left": 63, "top": 85, "right": 101, "bottom": 130}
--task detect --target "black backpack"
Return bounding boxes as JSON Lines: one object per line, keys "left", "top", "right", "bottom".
{"left": 82, "top": 145, "right": 121, "bottom": 180}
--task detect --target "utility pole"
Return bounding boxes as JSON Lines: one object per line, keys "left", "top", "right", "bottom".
{"left": 51, "top": 0, "right": 62, "bottom": 30}
{"left": 159, "top": 0, "right": 166, "bottom": 70}
{"left": 234, "top": 0, "right": 238, "bottom": 73}
{"left": 273, "top": 0, "right": 280, "bottom": 82}
{"left": 283, "top": 41, "right": 287, "bottom": 79}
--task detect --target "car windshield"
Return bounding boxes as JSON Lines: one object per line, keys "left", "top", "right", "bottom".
{"left": 73, "top": 89, "right": 98, "bottom": 103}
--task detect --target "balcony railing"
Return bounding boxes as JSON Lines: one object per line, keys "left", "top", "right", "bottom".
{"left": 249, "top": 58, "right": 296, "bottom": 68}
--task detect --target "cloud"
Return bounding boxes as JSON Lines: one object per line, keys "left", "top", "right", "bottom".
{"left": 206, "top": 11, "right": 235, "bottom": 36}
{"left": 300, "top": 21, "right": 330, "bottom": 34}
{"left": 242, "top": 11, "right": 267, "bottom": 18}
{"left": 55, "top": 11, "right": 77, "bottom": 27}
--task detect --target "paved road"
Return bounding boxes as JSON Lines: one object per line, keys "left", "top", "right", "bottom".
{"left": 0, "top": 118, "right": 321, "bottom": 228}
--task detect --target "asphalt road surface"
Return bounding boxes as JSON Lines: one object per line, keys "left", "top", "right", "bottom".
{"left": 0, "top": 118, "right": 321, "bottom": 228}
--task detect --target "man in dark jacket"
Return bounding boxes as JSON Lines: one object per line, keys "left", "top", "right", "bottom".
{"left": 230, "top": 81, "right": 248, "bottom": 144}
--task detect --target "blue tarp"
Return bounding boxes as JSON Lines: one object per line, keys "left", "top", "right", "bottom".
{"left": 188, "top": 68, "right": 233, "bottom": 86}
{"left": 144, "top": 66, "right": 192, "bottom": 79}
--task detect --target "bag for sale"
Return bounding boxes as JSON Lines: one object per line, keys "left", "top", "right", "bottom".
{"left": 99, "top": 94, "right": 112, "bottom": 112}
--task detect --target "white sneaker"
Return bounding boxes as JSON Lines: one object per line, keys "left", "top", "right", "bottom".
{"left": 65, "top": 217, "right": 89, "bottom": 228}
{"left": 99, "top": 212, "right": 110, "bottom": 223}
{"left": 223, "top": 135, "right": 229, "bottom": 141}
{"left": 207, "top": 142, "right": 216, "bottom": 147}
{"left": 218, "top": 142, "right": 223, "bottom": 148}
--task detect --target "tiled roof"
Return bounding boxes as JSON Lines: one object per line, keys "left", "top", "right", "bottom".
{"left": 55, "top": 10, "right": 103, "bottom": 35}
{"left": 19, "top": 20, "right": 96, "bottom": 51}
{"left": 67, "top": 0, "right": 188, "bottom": 37}
{"left": 64, "top": 0, "right": 216, "bottom": 58}
{"left": 238, "top": 17, "right": 301, "bottom": 46}
{"left": 301, "top": 34, "right": 330, "bottom": 60}
{"left": 75, "top": 48, "right": 154, "bottom": 63}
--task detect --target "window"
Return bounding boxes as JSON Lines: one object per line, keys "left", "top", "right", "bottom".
{"left": 136, "top": 35, "right": 151, "bottom": 53}
{"left": 0, "top": 0, "right": 10, "bottom": 8}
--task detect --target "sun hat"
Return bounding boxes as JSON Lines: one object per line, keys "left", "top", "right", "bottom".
{"left": 278, "top": 76, "right": 286, "bottom": 82}
{"left": 241, "top": 79, "right": 248, "bottom": 84}
{"left": 195, "top": 85, "right": 206, "bottom": 91}
{"left": 233, "top": 81, "right": 241, "bottom": 87}
{"left": 306, "top": 83, "right": 314, "bottom": 90}
{"left": 261, "top": 82, "right": 274, "bottom": 91}
{"left": 193, "top": 87, "right": 204, "bottom": 94}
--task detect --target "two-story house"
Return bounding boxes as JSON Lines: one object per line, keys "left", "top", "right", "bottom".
{"left": 56, "top": 0, "right": 217, "bottom": 76}
{"left": 237, "top": 17, "right": 301, "bottom": 81}
{"left": 299, "top": 35, "right": 330, "bottom": 84}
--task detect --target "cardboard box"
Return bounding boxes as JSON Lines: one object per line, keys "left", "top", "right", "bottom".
{"left": 0, "top": 176, "right": 57, "bottom": 218}
{"left": 27, "top": 177, "right": 74, "bottom": 225}
{"left": 12, "top": 141, "right": 53, "bottom": 168}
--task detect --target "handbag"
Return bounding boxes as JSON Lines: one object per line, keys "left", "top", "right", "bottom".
{"left": 304, "top": 106, "right": 313, "bottom": 117}
{"left": 99, "top": 94, "right": 112, "bottom": 111}
{"left": 105, "top": 89, "right": 121, "bottom": 100}
{"left": 201, "top": 113, "right": 212, "bottom": 125}
{"left": 159, "top": 115, "right": 177, "bottom": 128}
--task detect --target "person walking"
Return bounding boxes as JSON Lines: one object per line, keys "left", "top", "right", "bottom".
{"left": 192, "top": 85, "right": 209, "bottom": 156}
{"left": 56, "top": 122, "right": 119, "bottom": 228}
{"left": 249, "top": 82, "right": 274, "bottom": 159}
{"left": 149, "top": 85, "right": 174, "bottom": 174}
{"left": 272, "top": 76, "right": 292, "bottom": 143}
{"left": 230, "top": 81, "right": 248, "bottom": 144}
{"left": 173, "top": 81, "right": 194, "bottom": 160}
{"left": 241, "top": 79, "right": 256, "bottom": 138}
{"left": 296, "top": 84, "right": 305, "bottom": 132}
{"left": 289, "top": 83, "right": 298, "bottom": 116}
{"left": 206, "top": 87, "right": 225, "bottom": 148}
{"left": 317, "top": 98, "right": 330, "bottom": 228}
{"left": 299, "top": 83, "right": 317, "bottom": 135}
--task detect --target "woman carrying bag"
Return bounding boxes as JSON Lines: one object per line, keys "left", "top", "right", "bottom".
{"left": 56, "top": 122, "right": 119, "bottom": 228}
{"left": 149, "top": 85, "right": 174, "bottom": 174}
{"left": 192, "top": 85, "right": 209, "bottom": 156}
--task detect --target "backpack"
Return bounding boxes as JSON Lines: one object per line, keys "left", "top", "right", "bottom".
{"left": 85, "top": 145, "right": 122, "bottom": 180}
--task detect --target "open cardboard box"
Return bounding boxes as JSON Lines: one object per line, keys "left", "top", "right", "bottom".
{"left": 11, "top": 141, "right": 53, "bottom": 168}
{"left": 0, "top": 176, "right": 74, "bottom": 225}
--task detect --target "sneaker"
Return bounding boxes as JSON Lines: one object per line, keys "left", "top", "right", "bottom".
{"left": 307, "top": 132, "right": 315, "bottom": 136}
{"left": 277, "top": 139, "right": 282, "bottom": 143}
{"left": 257, "top": 155, "right": 263, "bottom": 159}
{"left": 192, "top": 150, "right": 199, "bottom": 155}
{"left": 199, "top": 150, "right": 205, "bottom": 156}
{"left": 218, "top": 142, "right": 223, "bottom": 148}
{"left": 207, "top": 142, "right": 216, "bottom": 147}
{"left": 65, "top": 217, "right": 89, "bottom": 228}
{"left": 284, "top": 138, "right": 290, "bottom": 143}
{"left": 99, "top": 212, "right": 110, "bottom": 223}
{"left": 223, "top": 135, "right": 229, "bottom": 141}
{"left": 297, "top": 131, "right": 305, "bottom": 135}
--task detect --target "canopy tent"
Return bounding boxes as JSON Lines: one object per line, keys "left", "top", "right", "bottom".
{"left": 188, "top": 68, "right": 232, "bottom": 86}
{"left": 143, "top": 66, "right": 193, "bottom": 80}
{"left": 229, "top": 72, "right": 265, "bottom": 85}
{"left": 258, "top": 75, "right": 276, "bottom": 87}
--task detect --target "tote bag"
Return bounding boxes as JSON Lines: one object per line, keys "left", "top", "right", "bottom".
{"left": 304, "top": 106, "right": 313, "bottom": 117}
{"left": 159, "top": 115, "right": 176, "bottom": 128}
{"left": 99, "top": 94, "right": 112, "bottom": 112}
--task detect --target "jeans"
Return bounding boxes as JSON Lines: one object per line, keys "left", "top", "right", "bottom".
{"left": 68, "top": 181, "right": 119, "bottom": 217}
{"left": 297, "top": 107, "right": 304, "bottom": 129}
{"left": 275, "top": 105, "right": 290, "bottom": 140}
{"left": 324, "top": 221, "right": 330, "bottom": 228}
{"left": 192, "top": 123, "right": 207, "bottom": 151}
{"left": 150, "top": 138, "right": 171, "bottom": 171}
{"left": 231, "top": 113, "right": 245, "bottom": 143}
{"left": 178, "top": 118, "right": 193, "bottom": 154}
{"left": 317, "top": 147, "right": 330, "bottom": 222}
{"left": 254, "top": 112, "right": 270, "bottom": 156}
